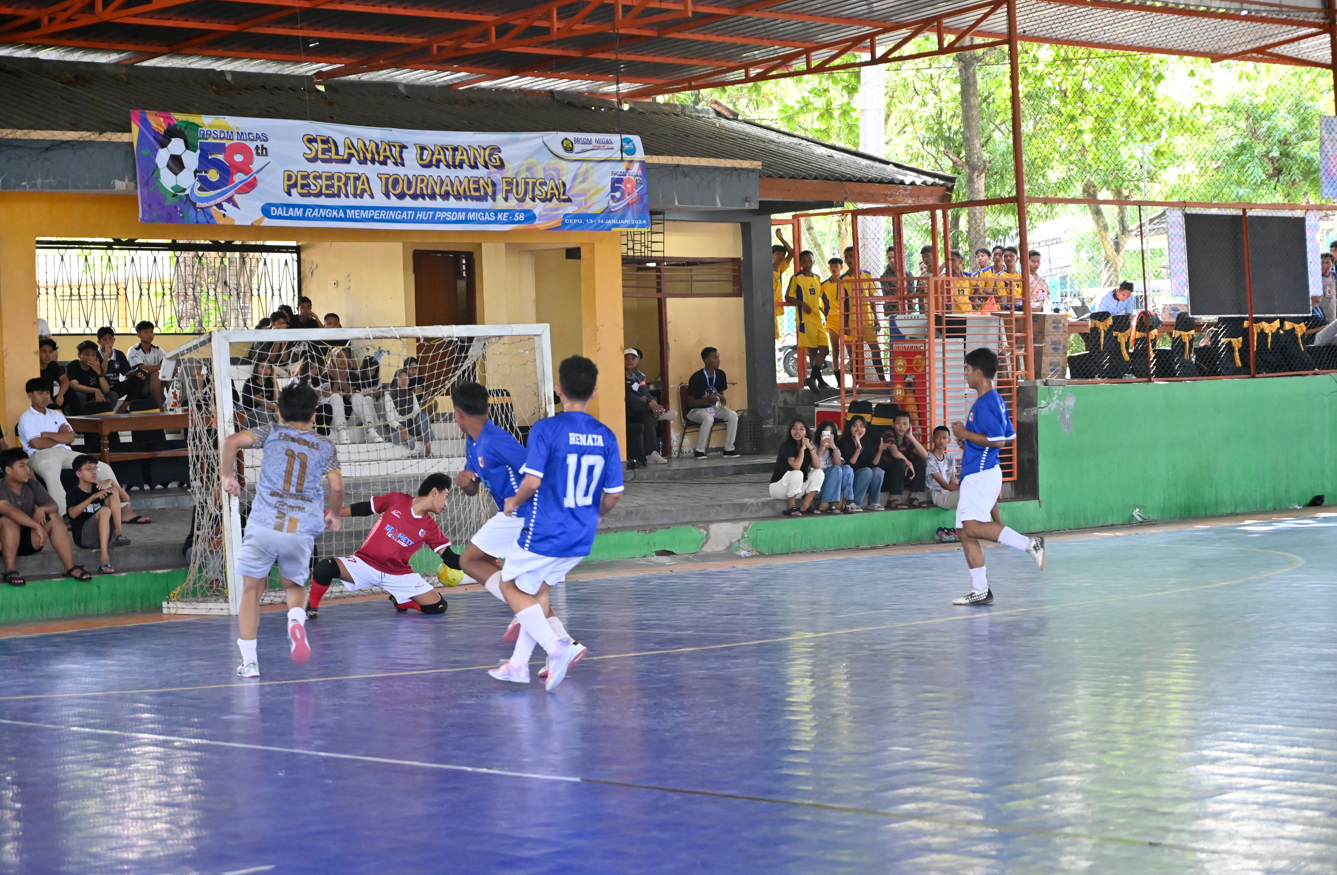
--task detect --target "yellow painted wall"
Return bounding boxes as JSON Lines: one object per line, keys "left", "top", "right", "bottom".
{"left": 0, "top": 192, "right": 625, "bottom": 450}
{"left": 664, "top": 221, "right": 743, "bottom": 259}
{"left": 534, "top": 249, "right": 584, "bottom": 366}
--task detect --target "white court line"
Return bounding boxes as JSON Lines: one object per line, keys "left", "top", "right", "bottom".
{"left": 222, "top": 867, "right": 275, "bottom": 875}
{"left": 0, "top": 718, "right": 579, "bottom": 784}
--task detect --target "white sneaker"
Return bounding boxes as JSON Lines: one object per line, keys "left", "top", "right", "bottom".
{"left": 236, "top": 662, "right": 260, "bottom": 678}
{"left": 488, "top": 661, "right": 530, "bottom": 684}
{"left": 365, "top": 429, "right": 385, "bottom": 443}
{"left": 544, "top": 640, "right": 586, "bottom": 692}
{"left": 656, "top": 410, "right": 678, "bottom": 422}
{"left": 647, "top": 451, "right": 668, "bottom": 465}
{"left": 335, "top": 428, "right": 350, "bottom": 444}
{"left": 952, "top": 588, "right": 994, "bottom": 606}
{"left": 1027, "top": 536, "right": 1046, "bottom": 570}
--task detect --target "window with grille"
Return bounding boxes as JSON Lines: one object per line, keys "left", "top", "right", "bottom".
{"left": 621, "top": 258, "right": 742, "bottom": 297}
{"left": 37, "top": 239, "right": 301, "bottom": 335}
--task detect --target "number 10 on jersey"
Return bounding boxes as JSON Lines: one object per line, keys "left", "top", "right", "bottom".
{"left": 564, "top": 454, "right": 605, "bottom": 507}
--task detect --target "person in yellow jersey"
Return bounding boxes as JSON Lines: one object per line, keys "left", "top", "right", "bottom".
{"left": 772, "top": 229, "right": 794, "bottom": 340}
{"left": 996, "top": 246, "right": 1024, "bottom": 310}
{"left": 841, "top": 245, "right": 885, "bottom": 381}
{"left": 821, "top": 257, "right": 846, "bottom": 382}
{"left": 785, "top": 249, "right": 831, "bottom": 392}
{"left": 947, "top": 250, "right": 973, "bottom": 313}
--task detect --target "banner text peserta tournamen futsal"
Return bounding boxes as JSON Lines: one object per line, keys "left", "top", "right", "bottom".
{"left": 131, "top": 110, "right": 650, "bottom": 231}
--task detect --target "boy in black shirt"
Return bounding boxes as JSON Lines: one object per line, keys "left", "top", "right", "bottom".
{"left": 38, "top": 338, "right": 69, "bottom": 411}
{"left": 66, "top": 453, "right": 131, "bottom": 574}
{"left": 684, "top": 347, "right": 739, "bottom": 460}
{"left": 66, "top": 341, "right": 117, "bottom": 414}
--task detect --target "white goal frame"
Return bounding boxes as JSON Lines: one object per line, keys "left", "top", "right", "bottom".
{"left": 165, "top": 324, "right": 554, "bottom": 615}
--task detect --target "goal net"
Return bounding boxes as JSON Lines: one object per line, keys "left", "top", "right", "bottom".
{"left": 162, "top": 325, "right": 553, "bottom": 615}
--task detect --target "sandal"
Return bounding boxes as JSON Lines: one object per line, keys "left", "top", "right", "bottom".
{"left": 822, "top": 506, "right": 840, "bottom": 514}
{"left": 907, "top": 497, "right": 926, "bottom": 509}
{"left": 65, "top": 566, "right": 93, "bottom": 582}
{"left": 111, "top": 534, "right": 131, "bottom": 547}
{"left": 124, "top": 515, "right": 152, "bottom": 525}
{"left": 782, "top": 507, "right": 802, "bottom": 517}
{"left": 3, "top": 570, "right": 25, "bottom": 587}
{"left": 98, "top": 563, "right": 115, "bottom": 575}
{"left": 885, "top": 499, "right": 902, "bottom": 509}
{"left": 800, "top": 505, "right": 818, "bottom": 515}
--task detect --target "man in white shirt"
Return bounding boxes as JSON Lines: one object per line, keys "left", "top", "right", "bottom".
{"left": 17, "top": 378, "right": 132, "bottom": 518}
{"left": 1092, "top": 281, "right": 1139, "bottom": 316}
{"left": 126, "top": 320, "right": 165, "bottom": 404}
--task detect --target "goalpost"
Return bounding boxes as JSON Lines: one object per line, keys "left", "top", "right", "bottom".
{"left": 163, "top": 325, "right": 553, "bottom": 615}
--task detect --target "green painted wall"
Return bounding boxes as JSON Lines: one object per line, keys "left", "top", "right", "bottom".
{"left": 588, "top": 525, "right": 706, "bottom": 562}
{"left": 0, "top": 568, "right": 187, "bottom": 625}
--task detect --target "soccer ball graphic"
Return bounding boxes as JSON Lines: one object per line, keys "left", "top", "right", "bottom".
{"left": 155, "top": 134, "right": 198, "bottom": 194}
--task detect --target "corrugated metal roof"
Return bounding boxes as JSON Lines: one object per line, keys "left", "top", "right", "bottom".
{"left": 0, "top": 57, "right": 952, "bottom": 188}
{"left": 0, "top": 0, "right": 1325, "bottom": 98}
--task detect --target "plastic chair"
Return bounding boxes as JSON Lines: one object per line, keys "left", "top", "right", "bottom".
{"left": 675, "top": 384, "right": 700, "bottom": 457}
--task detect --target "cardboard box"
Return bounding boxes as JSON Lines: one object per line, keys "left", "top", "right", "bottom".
{"left": 1033, "top": 314, "right": 1069, "bottom": 379}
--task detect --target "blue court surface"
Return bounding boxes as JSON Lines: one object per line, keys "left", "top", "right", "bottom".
{"left": 2, "top": 516, "right": 1337, "bottom": 874}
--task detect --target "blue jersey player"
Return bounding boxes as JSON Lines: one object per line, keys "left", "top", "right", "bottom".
{"left": 452, "top": 381, "right": 578, "bottom": 655}
{"left": 222, "top": 383, "right": 343, "bottom": 677}
{"left": 488, "top": 356, "right": 623, "bottom": 691}
{"left": 949, "top": 347, "right": 1045, "bottom": 606}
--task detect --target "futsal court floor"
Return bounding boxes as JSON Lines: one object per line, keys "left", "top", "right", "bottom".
{"left": 2, "top": 513, "right": 1335, "bottom": 874}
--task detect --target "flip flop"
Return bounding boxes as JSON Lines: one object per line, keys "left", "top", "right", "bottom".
{"left": 111, "top": 534, "right": 131, "bottom": 547}
{"left": 124, "top": 515, "right": 152, "bottom": 525}
{"left": 65, "top": 566, "right": 93, "bottom": 582}
{"left": 2, "top": 570, "right": 25, "bottom": 587}
{"left": 98, "top": 564, "right": 115, "bottom": 575}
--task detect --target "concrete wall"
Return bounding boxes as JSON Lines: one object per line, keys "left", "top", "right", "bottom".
{"left": 0, "top": 192, "right": 626, "bottom": 448}
{"left": 534, "top": 248, "right": 584, "bottom": 366}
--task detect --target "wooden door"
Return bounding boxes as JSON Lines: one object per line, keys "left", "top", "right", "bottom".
{"left": 413, "top": 251, "right": 476, "bottom": 326}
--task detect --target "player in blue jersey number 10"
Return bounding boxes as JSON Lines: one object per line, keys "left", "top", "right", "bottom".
{"left": 488, "top": 356, "right": 623, "bottom": 692}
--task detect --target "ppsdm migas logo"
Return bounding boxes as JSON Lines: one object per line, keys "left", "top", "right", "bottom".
{"left": 152, "top": 122, "right": 271, "bottom": 210}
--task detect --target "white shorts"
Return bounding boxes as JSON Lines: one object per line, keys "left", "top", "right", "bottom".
{"left": 338, "top": 554, "right": 435, "bottom": 602}
{"left": 956, "top": 466, "right": 1002, "bottom": 529}
{"left": 237, "top": 527, "right": 312, "bottom": 584}
{"left": 501, "top": 546, "right": 583, "bottom": 596}
{"left": 469, "top": 512, "right": 525, "bottom": 560}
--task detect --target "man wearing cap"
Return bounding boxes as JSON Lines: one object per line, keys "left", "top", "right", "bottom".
{"left": 624, "top": 347, "right": 674, "bottom": 465}
{"left": 1092, "top": 281, "right": 1140, "bottom": 316}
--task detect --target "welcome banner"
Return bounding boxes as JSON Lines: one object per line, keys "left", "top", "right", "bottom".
{"left": 132, "top": 110, "right": 650, "bottom": 231}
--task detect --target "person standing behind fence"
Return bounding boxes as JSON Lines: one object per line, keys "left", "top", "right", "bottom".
{"left": 772, "top": 230, "right": 794, "bottom": 340}
{"left": 769, "top": 418, "right": 823, "bottom": 516}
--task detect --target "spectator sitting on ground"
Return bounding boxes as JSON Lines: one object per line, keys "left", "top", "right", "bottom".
{"left": 65, "top": 340, "right": 116, "bottom": 414}
{"left": 839, "top": 415, "right": 885, "bottom": 511}
{"left": 813, "top": 420, "right": 854, "bottom": 514}
{"left": 624, "top": 347, "right": 672, "bottom": 466}
{"left": 292, "top": 296, "right": 321, "bottom": 329}
{"left": 385, "top": 367, "right": 432, "bottom": 457}
{"left": 685, "top": 346, "right": 739, "bottom": 460}
{"left": 769, "top": 418, "right": 823, "bottom": 516}
{"left": 1093, "top": 281, "right": 1139, "bottom": 316}
{"left": 0, "top": 447, "right": 87, "bottom": 583}
{"left": 96, "top": 327, "right": 133, "bottom": 399}
{"left": 17, "top": 378, "right": 149, "bottom": 523}
{"left": 126, "top": 320, "right": 165, "bottom": 404}
{"left": 239, "top": 362, "right": 278, "bottom": 430}
{"left": 38, "top": 337, "right": 70, "bottom": 411}
{"left": 65, "top": 453, "right": 132, "bottom": 575}
{"left": 925, "top": 426, "right": 959, "bottom": 511}
{"left": 880, "top": 411, "right": 929, "bottom": 509}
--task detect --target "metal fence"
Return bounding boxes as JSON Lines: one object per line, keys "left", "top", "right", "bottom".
{"left": 37, "top": 239, "right": 300, "bottom": 335}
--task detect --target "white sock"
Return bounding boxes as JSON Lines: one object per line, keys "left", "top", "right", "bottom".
{"left": 237, "top": 637, "right": 257, "bottom": 665}
{"left": 970, "top": 566, "right": 988, "bottom": 592}
{"left": 484, "top": 571, "right": 504, "bottom": 602}
{"left": 515, "top": 604, "right": 560, "bottom": 654}
{"left": 509, "top": 629, "right": 537, "bottom": 667}
{"left": 547, "top": 615, "right": 572, "bottom": 643}
{"left": 287, "top": 606, "right": 306, "bottom": 626}
{"left": 998, "top": 527, "right": 1031, "bottom": 552}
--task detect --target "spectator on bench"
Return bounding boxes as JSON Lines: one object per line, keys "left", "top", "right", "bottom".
{"left": 813, "top": 420, "right": 854, "bottom": 513}
{"left": 769, "top": 418, "right": 823, "bottom": 516}
{"left": 685, "top": 346, "right": 739, "bottom": 460}
{"left": 16, "top": 378, "right": 149, "bottom": 523}
{"left": 239, "top": 362, "right": 279, "bottom": 430}
{"left": 839, "top": 415, "right": 885, "bottom": 511}
{"left": 127, "top": 320, "right": 165, "bottom": 404}
{"left": 65, "top": 453, "right": 132, "bottom": 575}
{"left": 96, "top": 327, "right": 134, "bottom": 399}
{"left": 0, "top": 447, "right": 86, "bottom": 584}
{"left": 624, "top": 347, "right": 672, "bottom": 466}
{"left": 38, "top": 337, "right": 70, "bottom": 412}
{"left": 292, "top": 296, "right": 321, "bottom": 329}
{"left": 881, "top": 411, "right": 929, "bottom": 509}
{"left": 385, "top": 367, "right": 433, "bottom": 457}
{"left": 66, "top": 340, "right": 117, "bottom": 415}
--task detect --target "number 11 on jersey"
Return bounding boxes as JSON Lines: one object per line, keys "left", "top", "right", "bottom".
{"left": 564, "top": 453, "right": 605, "bottom": 507}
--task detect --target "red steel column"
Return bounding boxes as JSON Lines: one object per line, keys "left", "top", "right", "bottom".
{"left": 1006, "top": 0, "right": 1033, "bottom": 380}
